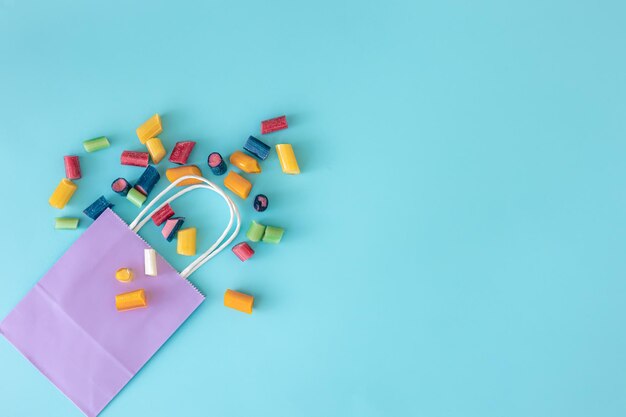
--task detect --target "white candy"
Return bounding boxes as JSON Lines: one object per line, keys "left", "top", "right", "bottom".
{"left": 144, "top": 249, "right": 157, "bottom": 277}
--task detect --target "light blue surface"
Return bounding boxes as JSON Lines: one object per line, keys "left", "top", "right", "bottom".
{"left": 1, "top": 1, "right": 626, "bottom": 416}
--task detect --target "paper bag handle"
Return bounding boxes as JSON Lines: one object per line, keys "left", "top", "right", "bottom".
{"left": 129, "top": 175, "right": 241, "bottom": 279}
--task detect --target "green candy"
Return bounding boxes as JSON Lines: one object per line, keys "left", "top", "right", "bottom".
{"left": 55, "top": 217, "right": 79, "bottom": 230}
{"left": 262, "top": 225, "right": 284, "bottom": 244}
{"left": 127, "top": 188, "right": 147, "bottom": 207}
{"left": 83, "top": 136, "right": 110, "bottom": 152}
{"left": 246, "top": 220, "right": 266, "bottom": 242}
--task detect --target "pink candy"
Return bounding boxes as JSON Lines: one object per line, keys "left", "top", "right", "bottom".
{"left": 121, "top": 151, "right": 149, "bottom": 167}
{"left": 64, "top": 156, "right": 82, "bottom": 180}
{"left": 152, "top": 203, "right": 175, "bottom": 226}
{"left": 232, "top": 242, "right": 254, "bottom": 261}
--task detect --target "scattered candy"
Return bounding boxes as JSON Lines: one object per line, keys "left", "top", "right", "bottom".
{"left": 224, "top": 171, "right": 252, "bottom": 199}
{"left": 253, "top": 194, "right": 269, "bottom": 212}
{"left": 243, "top": 136, "right": 271, "bottom": 160}
{"left": 115, "top": 268, "right": 133, "bottom": 283}
{"left": 232, "top": 242, "right": 255, "bottom": 261}
{"left": 144, "top": 249, "right": 157, "bottom": 276}
{"left": 224, "top": 289, "right": 254, "bottom": 314}
{"left": 84, "top": 196, "right": 113, "bottom": 220}
{"left": 207, "top": 152, "right": 227, "bottom": 176}
{"left": 230, "top": 151, "right": 261, "bottom": 174}
{"left": 246, "top": 220, "right": 266, "bottom": 242}
{"left": 162, "top": 217, "right": 185, "bottom": 242}
{"left": 49, "top": 179, "right": 77, "bottom": 209}
{"left": 152, "top": 203, "right": 175, "bottom": 226}
{"left": 127, "top": 187, "right": 147, "bottom": 207}
{"left": 262, "top": 225, "right": 284, "bottom": 244}
{"left": 63, "top": 156, "right": 82, "bottom": 180}
{"left": 121, "top": 150, "right": 149, "bottom": 167}
{"left": 111, "top": 178, "right": 132, "bottom": 196}
{"left": 136, "top": 114, "right": 162, "bottom": 144}
{"left": 177, "top": 227, "right": 197, "bottom": 256}
{"left": 54, "top": 217, "right": 79, "bottom": 230}
{"left": 146, "top": 138, "right": 167, "bottom": 164}
{"left": 261, "top": 115, "right": 288, "bottom": 135}
{"left": 169, "top": 141, "right": 196, "bottom": 165}
{"left": 83, "top": 136, "right": 110, "bottom": 152}
{"left": 276, "top": 144, "right": 300, "bottom": 174}
{"left": 135, "top": 165, "right": 160, "bottom": 196}
{"left": 166, "top": 165, "right": 203, "bottom": 186}
{"left": 115, "top": 289, "right": 147, "bottom": 311}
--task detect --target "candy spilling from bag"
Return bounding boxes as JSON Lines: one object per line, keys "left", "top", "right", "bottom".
{"left": 50, "top": 113, "right": 300, "bottom": 315}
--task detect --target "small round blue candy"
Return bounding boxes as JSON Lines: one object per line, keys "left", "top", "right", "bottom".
{"left": 253, "top": 194, "right": 269, "bottom": 212}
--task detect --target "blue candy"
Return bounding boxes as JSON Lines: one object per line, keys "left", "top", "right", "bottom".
{"left": 84, "top": 196, "right": 114, "bottom": 220}
{"left": 135, "top": 165, "right": 160, "bottom": 196}
{"left": 243, "top": 136, "right": 271, "bottom": 160}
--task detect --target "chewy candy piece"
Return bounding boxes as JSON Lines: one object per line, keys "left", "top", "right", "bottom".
{"left": 83, "top": 136, "right": 110, "bottom": 152}
{"left": 54, "top": 217, "right": 79, "bottom": 230}
{"left": 166, "top": 165, "right": 203, "bottom": 186}
{"left": 121, "top": 150, "right": 149, "bottom": 167}
{"left": 136, "top": 114, "right": 162, "bottom": 144}
{"left": 262, "top": 225, "right": 284, "bottom": 244}
{"left": 261, "top": 115, "right": 288, "bottom": 135}
{"left": 152, "top": 203, "right": 175, "bottom": 226}
{"left": 230, "top": 151, "right": 262, "bottom": 174}
{"left": 84, "top": 196, "right": 113, "bottom": 220}
{"left": 144, "top": 249, "right": 157, "bottom": 276}
{"left": 243, "top": 136, "right": 271, "bottom": 160}
{"left": 115, "top": 268, "right": 134, "bottom": 283}
{"left": 232, "top": 242, "right": 255, "bottom": 261}
{"left": 63, "top": 156, "right": 82, "bottom": 180}
{"left": 162, "top": 217, "right": 185, "bottom": 242}
{"left": 135, "top": 165, "right": 160, "bottom": 196}
{"left": 253, "top": 194, "right": 269, "bottom": 212}
{"left": 246, "top": 220, "right": 266, "bottom": 242}
{"left": 177, "top": 227, "right": 197, "bottom": 256}
{"left": 115, "top": 289, "right": 148, "bottom": 311}
{"left": 224, "top": 171, "right": 252, "bottom": 199}
{"left": 169, "top": 141, "right": 196, "bottom": 165}
{"left": 127, "top": 187, "right": 147, "bottom": 207}
{"left": 111, "top": 177, "right": 132, "bottom": 196}
{"left": 276, "top": 144, "right": 300, "bottom": 175}
{"left": 224, "top": 289, "right": 254, "bottom": 314}
{"left": 49, "top": 178, "right": 77, "bottom": 209}
{"left": 207, "top": 152, "right": 227, "bottom": 176}
{"left": 146, "top": 138, "right": 167, "bottom": 164}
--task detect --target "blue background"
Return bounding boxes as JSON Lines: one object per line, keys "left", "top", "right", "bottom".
{"left": 1, "top": 1, "right": 625, "bottom": 416}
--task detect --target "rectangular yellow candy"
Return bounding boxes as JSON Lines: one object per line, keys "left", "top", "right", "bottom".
{"left": 136, "top": 114, "right": 162, "bottom": 144}
{"left": 224, "top": 171, "right": 252, "bottom": 199}
{"left": 146, "top": 137, "right": 166, "bottom": 164}
{"left": 115, "top": 289, "right": 147, "bottom": 311}
{"left": 49, "top": 178, "right": 77, "bottom": 209}
{"left": 177, "top": 227, "right": 197, "bottom": 256}
{"left": 276, "top": 144, "right": 300, "bottom": 174}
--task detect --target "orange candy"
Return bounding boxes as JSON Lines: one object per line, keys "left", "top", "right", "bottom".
{"left": 115, "top": 289, "right": 147, "bottom": 311}
{"left": 165, "top": 165, "right": 203, "bottom": 186}
{"left": 229, "top": 151, "right": 261, "bottom": 174}
{"left": 223, "top": 171, "right": 252, "bottom": 199}
{"left": 224, "top": 289, "right": 254, "bottom": 314}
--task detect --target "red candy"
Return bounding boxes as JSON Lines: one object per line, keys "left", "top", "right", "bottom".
{"left": 261, "top": 115, "right": 288, "bottom": 135}
{"left": 169, "top": 141, "right": 196, "bottom": 165}
{"left": 151, "top": 203, "right": 175, "bottom": 226}
{"left": 64, "top": 155, "right": 82, "bottom": 180}
{"left": 232, "top": 242, "right": 255, "bottom": 261}
{"left": 121, "top": 151, "right": 150, "bottom": 167}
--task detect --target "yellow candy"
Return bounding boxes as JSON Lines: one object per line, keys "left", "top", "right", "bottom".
{"left": 166, "top": 165, "right": 203, "bottom": 186}
{"left": 115, "top": 289, "right": 147, "bottom": 311}
{"left": 177, "top": 227, "right": 197, "bottom": 256}
{"left": 146, "top": 138, "right": 166, "bottom": 164}
{"left": 115, "top": 268, "right": 133, "bottom": 283}
{"left": 224, "top": 171, "right": 252, "bottom": 199}
{"left": 229, "top": 151, "right": 261, "bottom": 174}
{"left": 276, "top": 144, "right": 300, "bottom": 175}
{"left": 136, "top": 114, "right": 162, "bottom": 144}
{"left": 224, "top": 289, "right": 254, "bottom": 314}
{"left": 49, "top": 178, "right": 77, "bottom": 209}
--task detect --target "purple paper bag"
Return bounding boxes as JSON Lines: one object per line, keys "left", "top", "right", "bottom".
{"left": 0, "top": 209, "right": 205, "bottom": 416}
